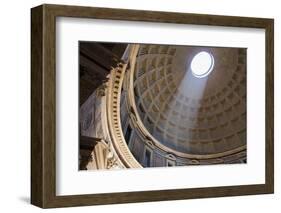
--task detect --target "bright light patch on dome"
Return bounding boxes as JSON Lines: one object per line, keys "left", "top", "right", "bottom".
{"left": 191, "top": 51, "right": 214, "bottom": 78}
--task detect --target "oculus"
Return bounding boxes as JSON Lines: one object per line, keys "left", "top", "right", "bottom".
{"left": 190, "top": 51, "right": 214, "bottom": 78}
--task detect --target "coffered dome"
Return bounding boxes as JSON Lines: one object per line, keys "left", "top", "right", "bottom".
{"left": 133, "top": 44, "right": 246, "bottom": 155}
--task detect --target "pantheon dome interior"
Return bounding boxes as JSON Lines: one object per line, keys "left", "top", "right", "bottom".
{"left": 79, "top": 42, "right": 247, "bottom": 170}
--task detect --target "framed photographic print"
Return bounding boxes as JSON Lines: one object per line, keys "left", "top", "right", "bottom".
{"left": 31, "top": 4, "right": 274, "bottom": 208}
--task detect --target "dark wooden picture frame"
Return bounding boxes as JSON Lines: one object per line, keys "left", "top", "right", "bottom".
{"left": 31, "top": 4, "right": 274, "bottom": 208}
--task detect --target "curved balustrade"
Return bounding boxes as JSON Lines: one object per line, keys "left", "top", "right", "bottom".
{"left": 105, "top": 45, "right": 142, "bottom": 168}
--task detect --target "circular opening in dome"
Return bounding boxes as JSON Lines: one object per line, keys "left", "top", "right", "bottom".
{"left": 191, "top": 51, "right": 214, "bottom": 78}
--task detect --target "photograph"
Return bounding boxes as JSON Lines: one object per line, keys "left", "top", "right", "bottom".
{"left": 79, "top": 42, "right": 247, "bottom": 170}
